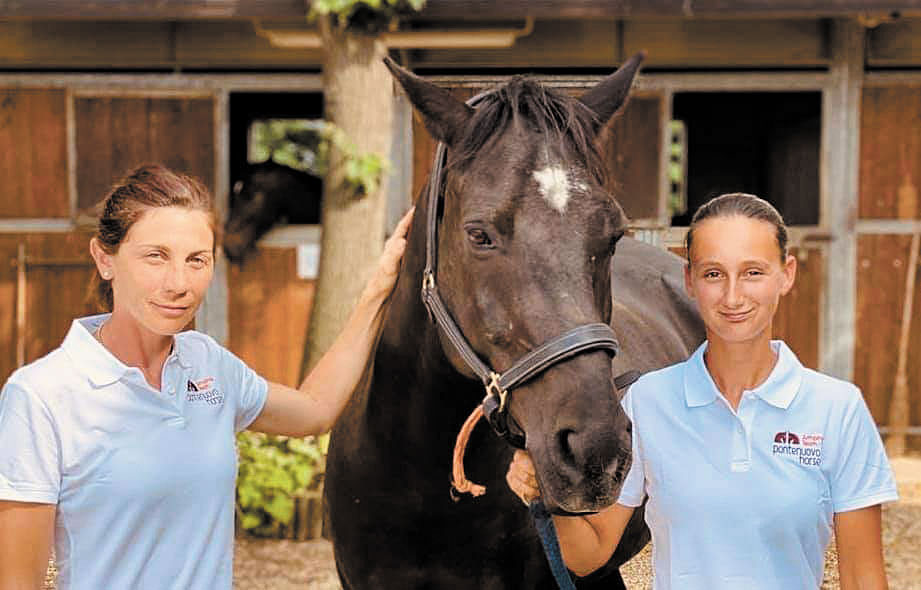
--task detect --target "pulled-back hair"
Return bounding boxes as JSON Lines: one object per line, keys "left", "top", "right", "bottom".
{"left": 685, "top": 192, "right": 788, "bottom": 264}
{"left": 93, "top": 164, "right": 218, "bottom": 310}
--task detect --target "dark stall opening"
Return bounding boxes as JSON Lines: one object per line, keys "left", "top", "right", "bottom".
{"left": 671, "top": 91, "right": 821, "bottom": 227}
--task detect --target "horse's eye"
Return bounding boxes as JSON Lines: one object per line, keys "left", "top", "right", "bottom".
{"left": 466, "top": 228, "right": 494, "bottom": 249}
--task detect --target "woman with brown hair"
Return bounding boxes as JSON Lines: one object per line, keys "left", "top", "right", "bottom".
{"left": 0, "top": 164, "right": 413, "bottom": 590}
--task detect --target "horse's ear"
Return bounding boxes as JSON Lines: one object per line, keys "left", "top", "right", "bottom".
{"left": 578, "top": 51, "right": 646, "bottom": 131}
{"left": 384, "top": 56, "right": 474, "bottom": 147}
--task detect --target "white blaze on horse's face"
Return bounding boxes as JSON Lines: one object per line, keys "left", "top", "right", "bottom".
{"left": 532, "top": 166, "right": 583, "bottom": 213}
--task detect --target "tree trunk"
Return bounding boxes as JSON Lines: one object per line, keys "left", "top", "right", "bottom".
{"left": 303, "top": 21, "right": 393, "bottom": 375}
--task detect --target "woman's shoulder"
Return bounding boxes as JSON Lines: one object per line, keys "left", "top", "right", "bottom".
{"left": 798, "top": 365, "right": 864, "bottom": 407}
{"left": 623, "top": 360, "right": 688, "bottom": 412}
{"left": 3, "top": 346, "right": 75, "bottom": 405}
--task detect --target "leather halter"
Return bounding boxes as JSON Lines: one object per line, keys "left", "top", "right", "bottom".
{"left": 420, "top": 91, "right": 621, "bottom": 449}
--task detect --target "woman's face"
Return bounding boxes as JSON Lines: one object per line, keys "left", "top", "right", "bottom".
{"left": 684, "top": 215, "right": 796, "bottom": 346}
{"left": 102, "top": 206, "right": 215, "bottom": 337}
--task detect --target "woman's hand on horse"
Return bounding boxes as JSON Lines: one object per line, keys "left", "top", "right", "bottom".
{"left": 506, "top": 449, "right": 541, "bottom": 506}
{"left": 360, "top": 207, "right": 415, "bottom": 304}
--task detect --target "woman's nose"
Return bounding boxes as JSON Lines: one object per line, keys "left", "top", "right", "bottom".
{"left": 163, "top": 262, "right": 190, "bottom": 294}
{"left": 723, "top": 277, "right": 745, "bottom": 307}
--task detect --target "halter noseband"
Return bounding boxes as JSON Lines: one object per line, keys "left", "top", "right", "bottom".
{"left": 420, "top": 91, "right": 621, "bottom": 449}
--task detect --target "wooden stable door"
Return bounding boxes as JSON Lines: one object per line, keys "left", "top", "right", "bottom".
{"left": 856, "top": 84, "right": 921, "bottom": 448}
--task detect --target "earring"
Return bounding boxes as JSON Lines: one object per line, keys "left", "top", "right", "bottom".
{"left": 102, "top": 272, "right": 111, "bottom": 279}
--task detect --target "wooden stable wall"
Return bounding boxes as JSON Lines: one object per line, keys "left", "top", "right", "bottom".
{"left": 227, "top": 248, "right": 316, "bottom": 387}
{"left": 0, "top": 233, "right": 99, "bottom": 382}
{"left": 0, "top": 88, "right": 69, "bottom": 218}
{"left": 855, "top": 82, "right": 921, "bottom": 448}
{"left": 74, "top": 95, "right": 216, "bottom": 212}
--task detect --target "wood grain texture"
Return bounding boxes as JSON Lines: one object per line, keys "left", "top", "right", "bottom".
{"left": 599, "top": 94, "right": 663, "bottom": 221}
{"left": 622, "top": 19, "right": 828, "bottom": 67}
{"left": 0, "top": 88, "right": 69, "bottom": 218}
{"left": 0, "top": 232, "right": 100, "bottom": 384}
{"left": 867, "top": 19, "right": 921, "bottom": 67}
{"left": 773, "top": 246, "right": 823, "bottom": 370}
{"left": 854, "top": 235, "right": 921, "bottom": 431}
{"left": 227, "top": 247, "right": 316, "bottom": 387}
{"left": 408, "top": 19, "right": 618, "bottom": 69}
{"left": 75, "top": 96, "right": 215, "bottom": 213}
{"left": 860, "top": 85, "right": 921, "bottom": 220}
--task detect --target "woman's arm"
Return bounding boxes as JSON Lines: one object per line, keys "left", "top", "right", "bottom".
{"left": 835, "top": 504, "right": 888, "bottom": 590}
{"left": 248, "top": 208, "right": 414, "bottom": 437}
{"left": 0, "top": 501, "right": 55, "bottom": 590}
{"left": 506, "top": 450, "right": 635, "bottom": 577}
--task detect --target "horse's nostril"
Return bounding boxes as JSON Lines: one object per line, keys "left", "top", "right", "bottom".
{"left": 557, "top": 428, "right": 577, "bottom": 465}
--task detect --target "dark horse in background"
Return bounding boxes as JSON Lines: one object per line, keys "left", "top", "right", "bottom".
{"left": 223, "top": 160, "right": 322, "bottom": 264}
{"left": 326, "top": 54, "right": 705, "bottom": 589}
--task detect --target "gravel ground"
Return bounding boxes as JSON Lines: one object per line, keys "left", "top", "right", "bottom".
{"left": 44, "top": 458, "right": 921, "bottom": 589}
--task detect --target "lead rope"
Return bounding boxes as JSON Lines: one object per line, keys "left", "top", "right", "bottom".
{"left": 451, "top": 405, "right": 487, "bottom": 497}
{"left": 450, "top": 406, "right": 577, "bottom": 590}
{"left": 529, "top": 500, "right": 578, "bottom": 590}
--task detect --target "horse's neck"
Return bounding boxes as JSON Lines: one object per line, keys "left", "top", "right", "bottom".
{"left": 367, "top": 190, "right": 482, "bottom": 442}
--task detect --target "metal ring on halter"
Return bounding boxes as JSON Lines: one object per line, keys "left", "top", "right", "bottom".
{"left": 485, "top": 372, "right": 508, "bottom": 412}
{"left": 422, "top": 269, "right": 435, "bottom": 291}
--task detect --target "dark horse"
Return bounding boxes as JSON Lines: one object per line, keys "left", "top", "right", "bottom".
{"left": 326, "top": 54, "right": 705, "bottom": 589}
{"left": 223, "top": 160, "right": 322, "bottom": 263}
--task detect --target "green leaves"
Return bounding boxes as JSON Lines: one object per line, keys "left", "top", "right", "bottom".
{"left": 249, "top": 119, "right": 389, "bottom": 198}
{"left": 235, "top": 431, "right": 327, "bottom": 536}
{"left": 309, "top": 0, "right": 426, "bottom": 31}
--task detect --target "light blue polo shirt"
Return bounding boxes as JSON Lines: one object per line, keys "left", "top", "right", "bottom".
{"left": 0, "top": 314, "right": 268, "bottom": 590}
{"left": 617, "top": 340, "right": 898, "bottom": 589}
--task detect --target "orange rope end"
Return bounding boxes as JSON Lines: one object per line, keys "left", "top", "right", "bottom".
{"left": 451, "top": 405, "right": 487, "bottom": 497}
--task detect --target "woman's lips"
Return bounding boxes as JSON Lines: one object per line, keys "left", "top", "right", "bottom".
{"left": 152, "top": 302, "right": 189, "bottom": 318}
{"left": 721, "top": 309, "right": 753, "bottom": 322}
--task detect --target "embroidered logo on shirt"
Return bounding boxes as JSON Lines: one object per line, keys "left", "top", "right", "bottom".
{"left": 186, "top": 376, "right": 223, "bottom": 406}
{"left": 772, "top": 431, "right": 823, "bottom": 466}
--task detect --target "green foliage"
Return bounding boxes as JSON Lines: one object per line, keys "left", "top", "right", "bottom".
{"left": 249, "top": 119, "right": 389, "bottom": 197}
{"left": 235, "top": 431, "right": 328, "bottom": 536}
{"left": 309, "top": 0, "right": 426, "bottom": 31}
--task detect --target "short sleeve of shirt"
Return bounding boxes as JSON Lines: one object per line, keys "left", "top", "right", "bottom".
{"left": 219, "top": 346, "right": 269, "bottom": 433}
{"left": 829, "top": 388, "right": 898, "bottom": 513}
{"left": 617, "top": 388, "right": 645, "bottom": 507}
{"left": 0, "top": 382, "right": 60, "bottom": 504}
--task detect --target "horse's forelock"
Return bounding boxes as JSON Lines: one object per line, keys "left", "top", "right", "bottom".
{"left": 447, "top": 78, "right": 607, "bottom": 188}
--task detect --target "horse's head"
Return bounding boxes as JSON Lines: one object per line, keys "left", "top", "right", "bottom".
{"left": 386, "top": 54, "right": 644, "bottom": 514}
{"left": 223, "top": 161, "right": 322, "bottom": 264}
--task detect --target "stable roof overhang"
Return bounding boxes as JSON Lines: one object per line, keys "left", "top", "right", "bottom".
{"left": 0, "top": 0, "right": 919, "bottom": 20}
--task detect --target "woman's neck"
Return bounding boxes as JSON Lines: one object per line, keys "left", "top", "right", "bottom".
{"left": 704, "top": 333, "right": 778, "bottom": 411}
{"left": 99, "top": 311, "right": 173, "bottom": 390}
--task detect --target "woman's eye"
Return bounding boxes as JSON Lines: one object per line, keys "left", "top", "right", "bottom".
{"left": 467, "top": 228, "right": 493, "bottom": 248}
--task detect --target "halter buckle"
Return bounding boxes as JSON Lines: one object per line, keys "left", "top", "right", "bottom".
{"left": 485, "top": 372, "right": 508, "bottom": 412}
{"left": 422, "top": 270, "right": 435, "bottom": 291}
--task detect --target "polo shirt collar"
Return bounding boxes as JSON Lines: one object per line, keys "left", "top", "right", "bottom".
{"left": 683, "top": 340, "right": 803, "bottom": 410}
{"left": 61, "top": 314, "right": 191, "bottom": 387}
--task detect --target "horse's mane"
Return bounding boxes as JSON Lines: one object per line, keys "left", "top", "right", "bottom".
{"left": 450, "top": 77, "right": 607, "bottom": 185}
